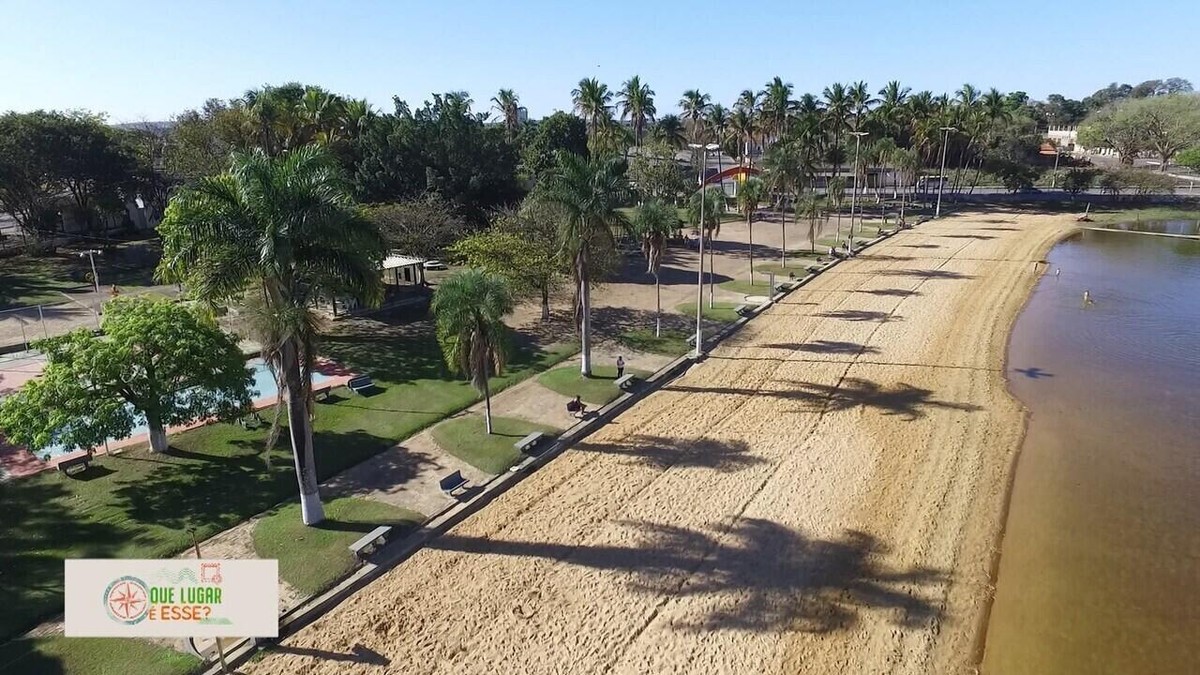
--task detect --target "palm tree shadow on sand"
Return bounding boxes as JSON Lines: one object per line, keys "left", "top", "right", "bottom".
{"left": 430, "top": 519, "right": 946, "bottom": 634}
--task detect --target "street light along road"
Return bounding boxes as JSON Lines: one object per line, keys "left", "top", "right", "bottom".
{"left": 688, "top": 142, "right": 720, "bottom": 358}
{"left": 935, "top": 127, "right": 956, "bottom": 218}
{"left": 848, "top": 131, "right": 869, "bottom": 255}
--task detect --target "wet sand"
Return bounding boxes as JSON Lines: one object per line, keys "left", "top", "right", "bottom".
{"left": 246, "top": 211, "right": 1075, "bottom": 675}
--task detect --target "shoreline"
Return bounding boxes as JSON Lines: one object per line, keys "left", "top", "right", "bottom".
{"left": 971, "top": 225, "right": 1080, "bottom": 667}
{"left": 245, "top": 210, "right": 1081, "bottom": 675}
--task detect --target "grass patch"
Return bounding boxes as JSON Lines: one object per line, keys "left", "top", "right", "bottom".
{"left": 0, "top": 636, "right": 199, "bottom": 675}
{"left": 0, "top": 320, "right": 575, "bottom": 641}
{"left": 719, "top": 278, "right": 779, "bottom": 296}
{"left": 431, "top": 415, "right": 561, "bottom": 474}
{"left": 0, "top": 255, "right": 81, "bottom": 309}
{"left": 537, "top": 364, "right": 651, "bottom": 406}
{"left": 253, "top": 497, "right": 423, "bottom": 596}
{"left": 1087, "top": 207, "right": 1200, "bottom": 224}
{"left": 675, "top": 301, "right": 741, "bottom": 324}
{"left": 618, "top": 328, "right": 691, "bottom": 357}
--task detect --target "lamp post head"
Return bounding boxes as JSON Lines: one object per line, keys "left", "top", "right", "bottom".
{"left": 704, "top": 143, "right": 719, "bottom": 150}
{"left": 940, "top": 126, "right": 957, "bottom": 133}
{"left": 849, "top": 131, "right": 869, "bottom": 137}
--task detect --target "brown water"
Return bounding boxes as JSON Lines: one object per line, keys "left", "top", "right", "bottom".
{"left": 983, "top": 227, "right": 1200, "bottom": 674}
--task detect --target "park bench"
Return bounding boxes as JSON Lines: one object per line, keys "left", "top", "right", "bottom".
{"left": 239, "top": 412, "right": 265, "bottom": 430}
{"left": 614, "top": 374, "right": 638, "bottom": 391}
{"left": 734, "top": 304, "right": 752, "bottom": 318}
{"left": 346, "top": 374, "right": 375, "bottom": 395}
{"left": 57, "top": 453, "right": 91, "bottom": 476}
{"left": 348, "top": 525, "right": 394, "bottom": 561}
{"left": 439, "top": 470, "right": 469, "bottom": 496}
{"left": 686, "top": 333, "right": 698, "bottom": 347}
{"left": 313, "top": 384, "right": 332, "bottom": 402}
{"left": 514, "top": 431, "right": 548, "bottom": 455}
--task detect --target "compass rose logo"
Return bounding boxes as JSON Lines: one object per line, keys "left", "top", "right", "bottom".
{"left": 103, "top": 576, "right": 149, "bottom": 625}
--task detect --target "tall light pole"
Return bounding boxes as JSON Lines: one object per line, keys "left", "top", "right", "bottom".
{"left": 847, "top": 131, "right": 868, "bottom": 255}
{"left": 688, "top": 142, "right": 718, "bottom": 358}
{"left": 79, "top": 249, "right": 101, "bottom": 294}
{"left": 935, "top": 126, "right": 956, "bottom": 218}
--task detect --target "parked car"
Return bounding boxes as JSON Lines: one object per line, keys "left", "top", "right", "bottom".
{"left": 422, "top": 260, "right": 447, "bottom": 270}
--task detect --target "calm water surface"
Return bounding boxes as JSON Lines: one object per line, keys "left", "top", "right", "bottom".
{"left": 983, "top": 227, "right": 1200, "bottom": 674}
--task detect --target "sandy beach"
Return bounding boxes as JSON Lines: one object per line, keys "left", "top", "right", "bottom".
{"left": 246, "top": 210, "right": 1076, "bottom": 675}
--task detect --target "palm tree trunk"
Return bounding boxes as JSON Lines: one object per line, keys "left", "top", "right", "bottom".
{"left": 282, "top": 337, "right": 323, "bottom": 525}
{"left": 747, "top": 213, "right": 755, "bottom": 286}
{"left": 780, "top": 198, "right": 787, "bottom": 268}
{"left": 654, "top": 271, "right": 661, "bottom": 338}
{"left": 483, "top": 376, "right": 494, "bottom": 434}
{"left": 578, "top": 251, "right": 592, "bottom": 377}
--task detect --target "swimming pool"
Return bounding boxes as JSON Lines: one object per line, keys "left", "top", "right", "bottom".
{"left": 38, "top": 358, "right": 332, "bottom": 460}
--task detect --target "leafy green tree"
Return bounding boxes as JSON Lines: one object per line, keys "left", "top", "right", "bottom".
{"left": 518, "top": 112, "right": 589, "bottom": 180}
{"left": 164, "top": 98, "right": 257, "bottom": 182}
{"left": 736, "top": 177, "right": 765, "bottom": 281}
{"left": 1177, "top": 147, "right": 1200, "bottom": 172}
{"left": 537, "top": 153, "right": 629, "bottom": 376}
{"left": 1078, "top": 101, "right": 1147, "bottom": 165}
{"left": 686, "top": 186, "right": 724, "bottom": 238}
{"left": 0, "top": 297, "right": 251, "bottom": 456}
{"left": 1061, "top": 168, "right": 1097, "bottom": 195}
{"left": 365, "top": 195, "right": 467, "bottom": 281}
{"left": 1135, "top": 94, "right": 1200, "bottom": 169}
{"left": 433, "top": 269, "right": 514, "bottom": 434}
{"left": 157, "top": 146, "right": 385, "bottom": 525}
{"left": 629, "top": 200, "right": 677, "bottom": 336}
{"left": 451, "top": 203, "right": 564, "bottom": 321}
{"left": 629, "top": 141, "right": 686, "bottom": 203}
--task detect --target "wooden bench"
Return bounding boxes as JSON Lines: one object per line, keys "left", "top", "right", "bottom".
{"left": 346, "top": 374, "right": 375, "bottom": 395}
{"left": 614, "top": 374, "right": 637, "bottom": 391}
{"left": 57, "top": 453, "right": 91, "bottom": 476}
{"left": 514, "top": 431, "right": 547, "bottom": 455}
{"left": 348, "top": 525, "right": 393, "bottom": 561}
{"left": 439, "top": 470, "right": 469, "bottom": 496}
{"left": 734, "top": 304, "right": 752, "bottom": 318}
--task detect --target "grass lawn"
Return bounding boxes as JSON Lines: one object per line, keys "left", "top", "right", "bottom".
{"left": 718, "top": 278, "right": 779, "bottom": 296}
{"left": 253, "top": 497, "right": 423, "bottom": 596}
{"left": 618, "top": 328, "right": 692, "bottom": 357}
{"left": 0, "top": 636, "right": 199, "bottom": 675}
{"left": 0, "top": 255, "right": 82, "bottom": 309}
{"left": 538, "top": 363, "right": 651, "bottom": 407}
{"left": 432, "top": 415, "right": 561, "bottom": 475}
{"left": 0, "top": 321, "right": 575, "bottom": 642}
{"left": 675, "top": 301, "right": 741, "bottom": 324}
{"left": 1087, "top": 207, "right": 1200, "bottom": 224}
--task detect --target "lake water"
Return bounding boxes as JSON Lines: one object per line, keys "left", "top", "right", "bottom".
{"left": 982, "top": 226, "right": 1200, "bottom": 673}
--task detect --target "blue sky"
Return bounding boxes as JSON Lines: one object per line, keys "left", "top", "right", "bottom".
{"left": 1, "top": 0, "right": 1195, "bottom": 122}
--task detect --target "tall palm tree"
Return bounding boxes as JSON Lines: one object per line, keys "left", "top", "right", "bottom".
{"left": 491, "top": 88, "right": 521, "bottom": 138}
{"left": 572, "top": 77, "right": 613, "bottom": 138}
{"left": 876, "top": 80, "right": 911, "bottom": 144}
{"left": 651, "top": 114, "right": 687, "bottom": 149}
{"left": 760, "top": 76, "right": 796, "bottom": 148}
{"left": 538, "top": 153, "right": 629, "bottom": 376}
{"left": 891, "top": 148, "right": 921, "bottom": 222}
{"left": 618, "top": 76, "right": 657, "bottom": 147}
{"left": 433, "top": 269, "right": 514, "bottom": 434}
{"left": 827, "top": 176, "right": 846, "bottom": 247}
{"left": 157, "top": 147, "right": 385, "bottom": 525}
{"left": 706, "top": 103, "right": 730, "bottom": 176}
{"left": 762, "top": 141, "right": 805, "bottom": 267}
{"left": 848, "top": 80, "right": 877, "bottom": 132}
{"left": 822, "top": 83, "right": 852, "bottom": 178}
{"left": 679, "top": 89, "right": 712, "bottom": 143}
{"left": 687, "top": 186, "right": 725, "bottom": 307}
{"left": 796, "top": 193, "right": 824, "bottom": 253}
{"left": 630, "top": 200, "right": 677, "bottom": 336}
{"left": 728, "top": 108, "right": 758, "bottom": 169}
{"left": 736, "top": 176, "right": 765, "bottom": 283}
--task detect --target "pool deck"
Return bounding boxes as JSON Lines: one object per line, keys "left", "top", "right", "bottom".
{"left": 0, "top": 358, "right": 354, "bottom": 478}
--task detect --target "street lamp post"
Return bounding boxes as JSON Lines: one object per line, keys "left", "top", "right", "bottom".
{"left": 688, "top": 143, "right": 719, "bottom": 358}
{"left": 79, "top": 249, "right": 101, "bottom": 294}
{"left": 935, "top": 127, "right": 956, "bottom": 218}
{"left": 847, "top": 131, "right": 868, "bottom": 255}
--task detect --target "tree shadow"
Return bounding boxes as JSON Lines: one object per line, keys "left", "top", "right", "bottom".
{"left": 816, "top": 309, "right": 901, "bottom": 323}
{"left": 855, "top": 288, "right": 922, "bottom": 298}
{"left": 897, "top": 244, "right": 941, "bottom": 250}
{"left": 762, "top": 340, "right": 881, "bottom": 355}
{"left": 940, "top": 234, "right": 996, "bottom": 240}
{"left": 878, "top": 269, "right": 974, "bottom": 280}
{"left": 430, "top": 519, "right": 946, "bottom": 634}
{"left": 665, "top": 378, "right": 982, "bottom": 421}
{"left": 576, "top": 435, "right": 765, "bottom": 472}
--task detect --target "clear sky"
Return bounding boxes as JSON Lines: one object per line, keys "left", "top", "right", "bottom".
{"left": 1, "top": 0, "right": 1196, "bottom": 122}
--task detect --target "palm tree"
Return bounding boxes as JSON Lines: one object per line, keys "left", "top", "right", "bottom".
{"left": 491, "top": 88, "right": 521, "bottom": 137}
{"left": 827, "top": 176, "right": 846, "bottom": 247}
{"left": 157, "top": 147, "right": 385, "bottom": 525}
{"left": 630, "top": 200, "right": 677, "bottom": 336}
{"left": 891, "top": 148, "right": 921, "bottom": 222}
{"left": 679, "top": 89, "right": 712, "bottom": 143}
{"left": 760, "top": 76, "right": 796, "bottom": 148}
{"left": 823, "top": 83, "right": 852, "bottom": 177}
{"left": 763, "top": 140, "right": 807, "bottom": 267}
{"left": 728, "top": 108, "right": 757, "bottom": 168}
{"left": 687, "top": 186, "right": 725, "bottom": 306}
{"left": 572, "top": 77, "right": 613, "bottom": 138}
{"left": 433, "top": 269, "right": 514, "bottom": 434}
{"left": 706, "top": 104, "right": 730, "bottom": 176}
{"left": 848, "top": 80, "right": 877, "bottom": 131}
{"left": 796, "top": 193, "right": 824, "bottom": 253}
{"left": 736, "top": 176, "right": 765, "bottom": 283}
{"left": 537, "top": 153, "right": 630, "bottom": 376}
{"left": 651, "top": 114, "right": 687, "bottom": 149}
{"left": 618, "top": 76, "right": 657, "bottom": 147}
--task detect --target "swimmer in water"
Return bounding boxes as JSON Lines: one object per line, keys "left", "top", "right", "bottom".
{"left": 1083, "top": 290, "right": 1094, "bottom": 305}
{"left": 1055, "top": 268, "right": 1061, "bottom": 278}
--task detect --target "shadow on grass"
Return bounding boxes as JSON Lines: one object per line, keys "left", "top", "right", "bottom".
{"left": 430, "top": 519, "right": 945, "bottom": 633}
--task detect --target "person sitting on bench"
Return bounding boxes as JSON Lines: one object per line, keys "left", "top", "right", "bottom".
{"left": 566, "top": 395, "right": 587, "bottom": 419}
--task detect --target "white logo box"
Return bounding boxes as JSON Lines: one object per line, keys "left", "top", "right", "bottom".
{"left": 65, "top": 559, "right": 278, "bottom": 638}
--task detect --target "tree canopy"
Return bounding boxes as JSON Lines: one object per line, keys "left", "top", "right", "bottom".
{"left": 1079, "top": 94, "right": 1200, "bottom": 167}
{"left": 0, "top": 297, "right": 251, "bottom": 455}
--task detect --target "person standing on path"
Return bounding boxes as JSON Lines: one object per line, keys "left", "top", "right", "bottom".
{"left": 616, "top": 355, "right": 625, "bottom": 379}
